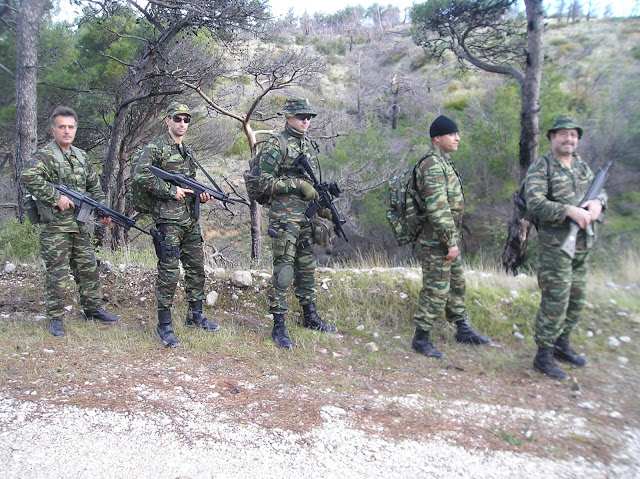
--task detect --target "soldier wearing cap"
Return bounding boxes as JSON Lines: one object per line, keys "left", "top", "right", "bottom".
{"left": 257, "top": 97, "right": 337, "bottom": 350}
{"left": 525, "top": 114, "right": 607, "bottom": 380}
{"left": 409, "top": 115, "right": 491, "bottom": 359}
{"left": 132, "top": 102, "right": 218, "bottom": 347}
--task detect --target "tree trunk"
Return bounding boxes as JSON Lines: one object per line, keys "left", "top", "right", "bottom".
{"left": 502, "top": 0, "right": 544, "bottom": 273}
{"left": 13, "top": 0, "right": 48, "bottom": 221}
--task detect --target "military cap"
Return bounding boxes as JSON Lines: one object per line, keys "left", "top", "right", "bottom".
{"left": 281, "top": 98, "right": 316, "bottom": 117}
{"left": 429, "top": 115, "right": 459, "bottom": 138}
{"left": 547, "top": 114, "right": 583, "bottom": 139}
{"left": 166, "top": 102, "right": 192, "bottom": 118}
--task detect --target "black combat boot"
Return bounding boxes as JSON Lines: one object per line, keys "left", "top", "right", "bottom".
{"left": 49, "top": 319, "right": 65, "bottom": 337}
{"left": 533, "top": 347, "right": 569, "bottom": 380}
{"left": 455, "top": 317, "right": 491, "bottom": 345}
{"left": 554, "top": 337, "right": 588, "bottom": 368}
{"left": 157, "top": 310, "right": 180, "bottom": 348}
{"left": 302, "top": 303, "right": 337, "bottom": 332}
{"left": 272, "top": 313, "right": 293, "bottom": 350}
{"left": 411, "top": 327, "right": 444, "bottom": 359}
{"left": 84, "top": 308, "right": 119, "bottom": 322}
{"left": 185, "top": 300, "right": 219, "bottom": 331}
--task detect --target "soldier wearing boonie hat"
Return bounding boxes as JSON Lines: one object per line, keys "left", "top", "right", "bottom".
{"left": 525, "top": 114, "right": 607, "bottom": 380}
{"left": 256, "top": 97, "right": 336, "bottom": 350}
{"left": 166, "top": 102, "right": 192, "bottom": 118}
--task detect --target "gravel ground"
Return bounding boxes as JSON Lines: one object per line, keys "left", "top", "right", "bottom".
{"left": 1, "top": 396, "right": 638, "bottom": 479}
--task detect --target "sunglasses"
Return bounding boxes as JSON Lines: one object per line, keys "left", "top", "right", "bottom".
{"left": 295, "top": 114, "right": 313, "bottom": 121}
{"left": 171, "top": 116, "right": 191, "bottom": 124}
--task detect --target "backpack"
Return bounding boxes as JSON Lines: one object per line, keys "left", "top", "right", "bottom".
{"left": 243, "top": 133, "right": 288, "bottom": 205}
{"left": 513, "top": 155, "right": 551, "bottom": 226}
{"left": 386, "top": 157, "right": 428, "bottom": 246}
{"left": 129, "top": 147, "right": 166, "bottom": 216}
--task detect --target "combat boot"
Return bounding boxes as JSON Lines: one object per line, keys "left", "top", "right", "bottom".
{"left": 157, "top": 310, "right": 179, "bottom": 348}
{"left": 49, "top": 319, "right": 65, "bottom": 337}
{"left": 272, "top": 313, "right": 293, "bottom": 350}
{"left": 302, "top": 303, "right": 337, "bottom": 332}
{"left": 554, "top": 337, "right": 588, "bottom": 368}
{"left": 455, "top": 317, "right": 491, "bottom": 345}
{"left": 411, "top": 327, "right": 444, "bottom": 359}
{"left": 185, "top": 300, "right": 219, "bottom": 331}
{"left": 533, "top": 347, "right": 569, "bottom": 380}
{"left": 84, "top": 308, "right": 119, "bottom": 322}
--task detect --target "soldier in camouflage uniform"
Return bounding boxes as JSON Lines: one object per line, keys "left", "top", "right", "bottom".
{"left": 525, "top": 115, "right": 606, "bottom": 380}
{"left": 258, "top": 98, "right": 336, "bottom": 350}
{"left": 410, "top": 115, "right": 491, "bottom": 359}
{"left": 20, "top": 106, "right": 118, "bottom": 337}
{"left": 132, "top": 102, "right": 219, "bottom": 348}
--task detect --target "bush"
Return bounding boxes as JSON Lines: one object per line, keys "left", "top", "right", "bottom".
{"left": 0, "top": 219, "right": 40, "bottom": 262}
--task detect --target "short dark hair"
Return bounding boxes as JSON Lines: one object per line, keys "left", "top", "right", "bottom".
{"left": 50, "top": 106, "right": 78, "bottom": 128}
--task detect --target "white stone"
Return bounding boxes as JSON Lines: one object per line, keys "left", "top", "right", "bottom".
{"left": 618, "top": 336, "right": 631, "bottom": 343}
{"left": 229, "top": 271, "right": 252, "bottom": 287}
{"left": 64, "top": 305, "right": 73, "bottom": 312}
{"left": 317, "top": 267, "right": 336, "bottom": 274}
{"left": 585, "top": 330, "right": 594, "bottom": 337}
{"left": 257, "top": 272, "right": 272, "bottom": 280}
{"left": 35, "top": 315, "right": 46, "bottom": 321}
{"left": 509, "top": 290, "right": 519, "bottom": 298}
{"left": 513, "top": 332, "right": 525, "bottom": 340}
{"left": 604, "top": 281, "right": 617, "bottom": 288}
{"left": 365, "top": 342, "right": 379, "bottom": 352}
{"left": 321, "top": 283, "right": 329, "bottom": 290}
{"left": 403, "top": 271, "right": 421, "bottom": 281}
{"left": 399, "top": 292, "right": 409, "bottom": 299}
{"left": 356, "top": 325, "right": 365, "bottom": 330}
{"left": 3, "top": 262, "right": 16, "bottom": 273}
{"left": 617, "top": 357, "right": 629, "bottom": 364}
{"left": 616, "top": 311, "right": 629, "bottom": 317}
{"left": 206, "top": 291, "right": 219, "bottom": 306}
{"left": 609, "top": 411, "right": 623, "bottom": 419}
{"left": 212, "top": 267, "right": 226, "bottom": 277}
{"left": 118, "top": 264, "right": 126, "bottom": 272}
{"left": 42, "top": 349, "right": 55, "bottom": 354}
{"left": 608, "top": 336, "right": 621, "bottom": 347}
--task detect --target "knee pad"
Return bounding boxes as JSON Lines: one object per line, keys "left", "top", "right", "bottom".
{"left": 273, "top": 263, "right": 294, "bottom": 289}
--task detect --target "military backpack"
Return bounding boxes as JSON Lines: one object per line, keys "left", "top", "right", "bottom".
{"left": 243, "top": 133, "right": 288, "bottom": 206}
{"left": 386, "top": 157, "right": 428, "bottom": 246}
{"left": 512, "top": 155, "right": 552, "bottom": 226}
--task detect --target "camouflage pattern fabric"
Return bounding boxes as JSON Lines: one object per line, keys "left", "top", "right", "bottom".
{"left": 412, "top": 148, "right": 467, "bottom": 330}
{"left": 20, "top": 141, "right": 105, "bottom": 319}
{"left": 258, "top": 124, "right": 319, "bottom": 314}
{"left": 525, "top": 152, "right": 607, "bottom": 348}
{"left": 414, "top": 242, "right": 467, "bottom": 331}
{"left": 132, "top": 133, "right": 206, "bottom": 311}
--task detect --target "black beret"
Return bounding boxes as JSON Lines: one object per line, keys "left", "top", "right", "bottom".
{"left": 429, "top": 115, "right": 459, "bottom": 138}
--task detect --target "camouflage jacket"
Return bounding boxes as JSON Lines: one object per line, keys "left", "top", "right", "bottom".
{"left": 258, "top": 125, "right": 319, "bottom": 223}
{"left": 524, "top": 152, "right": 607, "bottom": 250}
{"left": 20, "top": 141, "right": 105, "bottom": 233}
{"left": 132, "top": 133, "right": 197, "bottom": 223}
{"left": 415, "top": 148, "right": 464, "bottom": 248}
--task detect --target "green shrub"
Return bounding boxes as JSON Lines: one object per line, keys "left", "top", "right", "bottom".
{"left": 0, "top": 219, "right": 40, "bottom": 262}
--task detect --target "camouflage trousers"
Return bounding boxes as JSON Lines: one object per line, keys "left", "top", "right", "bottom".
{"left": 269, "top": 219, "right": 316, "bottom": 314}
{"left": 39, "top": 231, "right": 102, "bottom": 320}
{"left": 413, "top": 240, "right": 467, "bottom": 331}
{"left": 155, "top": 219, "right": 205, "bottom": 311}
{"left": 534, "top": 244, "right": 589, "bottom": 348}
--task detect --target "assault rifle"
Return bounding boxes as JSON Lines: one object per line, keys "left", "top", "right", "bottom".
{"left": 52, "top": 184, "right": 180, "bottom": 260}
{"left": 559, "top": 160, "right": 612, "bottom": 259}
{"left": 292, "top": 153, "right": 348, "bottom": 242}
{"left": 149, "top": 165, "right": 248, "bottom": 219}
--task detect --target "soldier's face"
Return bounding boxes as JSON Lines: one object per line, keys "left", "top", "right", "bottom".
{"left": 51, "top": 115, "right": 77, "bottom": 151}
{"left": 433, "top": 132, "right": 460, "bottom": 153}
{"left": 166, "top": 114, "right": 190, "bottom": 139}
{"left": 550, "top": 129, "right": 579, "bottom": 157}
{"left": 286, "top": 115, "right": 311, "bottom": 132}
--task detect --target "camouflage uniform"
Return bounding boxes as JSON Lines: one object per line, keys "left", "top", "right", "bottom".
{"left": 20, "top": 141, "right": 105, "bottom": 321}
{"left": 525, "top": 151, "right": 607, "bottom": 348}
{"left": 412, "top": 148, "right": 467, "bottom": 331}
{"left": 259, "top": 123, "right": 319, "bottom": 314}
{"left": 132, "top": 132, "right": 205, "bottom": 311}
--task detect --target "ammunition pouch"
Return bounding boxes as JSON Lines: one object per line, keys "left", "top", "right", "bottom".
{"left": 312, "top": 218, "right": 331, "bottom": 246}
{"left": 23, "top": 195, "right": 53, "bottom": 225}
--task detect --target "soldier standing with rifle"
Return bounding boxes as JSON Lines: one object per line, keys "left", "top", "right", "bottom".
{"left": 132, "top": 102, "right": 219, "bottom": 348}
{"left": 525, "top": 115, "right": 608, "bottom": 380}
{"left": 258, "top": 98, "right": 338, "bottom": 350}
{"left": 20, "top": 106, "right": 118, "bottom": 337}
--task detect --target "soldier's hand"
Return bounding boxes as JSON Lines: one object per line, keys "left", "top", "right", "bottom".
{"left": 298, "top": 181, "right": 319, "bottom": 201}
{"left": 583, "top": 199, "right": 603, "bottom": 223}
{"left": 174, "top": 186, "right": 193, "bottom": 200}
{"left": 199, "top": 192, "right": 212, "bottom": 204}
{"left": 57, "top": 195, "right": 75, "bottom": 211}
{"left": 566, "top": 205, "right": 592, "bottom": 229}
{"left": 318, "top": 208, "right": 333, "bottom": 221}
{"left": 98, "top": 216, "right": 114, "bottom": 228}
{"left": 446, "top": 245, "right": 459, "bottom": 261}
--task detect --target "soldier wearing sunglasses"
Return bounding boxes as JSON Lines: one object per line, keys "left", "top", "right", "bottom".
{"left": 132, "top": 102, "right": 219, "bottom": 347}
{"left": 257, "top": 97, "right": 337, "bottom": 350}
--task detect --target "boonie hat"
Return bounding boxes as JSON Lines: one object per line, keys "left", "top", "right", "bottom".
{"left": 166, "top": 102, "right": 192, "bottom": 118}
{"left": 547, "top": 114, "right": 583, "bottom": 139}
{"left": 281, "top": 98, "right": 316, "bottom": 117}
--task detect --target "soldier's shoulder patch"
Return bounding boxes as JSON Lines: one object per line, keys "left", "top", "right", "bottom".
{"left": 265, "top": 157, "right": 276, "bottom": 166}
